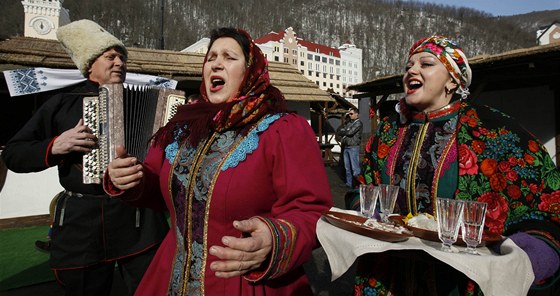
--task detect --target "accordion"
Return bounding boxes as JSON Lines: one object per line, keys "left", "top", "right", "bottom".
{"left": 82, "top": 83, "right": 186, "bottom": 184}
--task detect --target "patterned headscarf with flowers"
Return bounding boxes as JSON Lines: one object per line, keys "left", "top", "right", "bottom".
{"left": 153, "top": 28, "right": 286, "bottom": 147}
{"left": 199, "top": 28, "right": 285, "bottom": 132}
{"left": 408, "top": 36, "right": 472, "bottom": 100}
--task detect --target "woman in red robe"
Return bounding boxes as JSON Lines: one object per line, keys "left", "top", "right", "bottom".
{"left": 103, "top": 27, "right": 333, "bottom": 295}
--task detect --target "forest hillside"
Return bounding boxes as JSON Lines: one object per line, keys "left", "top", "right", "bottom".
{"left": 1, "top": 0, "right": 558, "bottom": 80}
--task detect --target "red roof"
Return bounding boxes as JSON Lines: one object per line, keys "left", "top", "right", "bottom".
{"left": 255, "top": 31, "right": 340, "bottom": 58}
{"left": 254, "top": 31, "right": 285, "bottom": 44}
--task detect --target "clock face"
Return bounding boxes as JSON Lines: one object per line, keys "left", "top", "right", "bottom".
{"left": 288, "top": 38, "right": 293, "bottom": 43}
{"left": 31, "top": 18, "right": 53, "bottom": 35}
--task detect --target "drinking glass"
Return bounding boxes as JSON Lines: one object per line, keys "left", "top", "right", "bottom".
{"left": 378, "top": 184, "right": 399, "bottom": 223}
{"left": 359, "top": 184, "right": 379, "bottom": 219}
{"left": 461, "top": 200, "right": 488, "bottom": 255}
{"left": 436, "top": 198, "right": 464, "bottom": 252}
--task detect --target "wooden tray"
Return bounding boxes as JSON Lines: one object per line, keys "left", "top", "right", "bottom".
{"left": 323, "top": 211, "right": 412, "bottom": 243}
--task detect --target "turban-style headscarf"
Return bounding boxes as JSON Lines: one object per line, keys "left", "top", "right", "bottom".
{"left": 153, "top": 28, "right": 286, "bottom": 147}
{"left": 408, "top": 36, "right": 472, "bottom": 100}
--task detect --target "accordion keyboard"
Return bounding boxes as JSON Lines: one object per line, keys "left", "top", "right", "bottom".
{"left": 82, "top": 83, "right": 186, "bottom": 184}
{"left": 83, "top": 96, "right": 108, "bottom": 184}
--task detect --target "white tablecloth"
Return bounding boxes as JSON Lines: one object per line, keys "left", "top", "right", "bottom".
{"left": 316, "top": 207, "right": 534, "bottom": 296}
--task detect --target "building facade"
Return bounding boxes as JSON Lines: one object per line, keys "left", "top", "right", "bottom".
{"left": 255, "top": 27, "right": 363, "bottom": 99}
{"left": 537, "top": 21, "right": 560, "bottom": 45}
{"left": 22, "top": 0, "right": 70, "bottom": 40}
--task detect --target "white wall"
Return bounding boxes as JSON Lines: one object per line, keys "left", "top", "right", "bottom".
{"left": 0, "top": 168, "right": 63, "bottom": 219}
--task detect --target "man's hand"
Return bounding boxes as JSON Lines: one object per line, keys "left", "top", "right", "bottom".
{"left": 51, "top": 119, "right": 97, "bottom": 155}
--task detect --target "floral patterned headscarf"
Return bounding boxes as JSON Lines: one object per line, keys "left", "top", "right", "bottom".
{"left": 153, "top": 28, "right": 286, "bottom": 147}
{"left": 409, "top": 36, "right": 472, "bottom": 100}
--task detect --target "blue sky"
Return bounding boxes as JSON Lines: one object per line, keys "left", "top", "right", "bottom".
{"left": 409, "top": 0, "right": 560, "bottom": 16}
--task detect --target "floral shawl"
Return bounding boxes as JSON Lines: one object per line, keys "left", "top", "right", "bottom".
{"left": 364, "top": 100, "right": 560, "bottom": 239}
{"left": 357, "top": 99, "right": 560, "bottom": 294}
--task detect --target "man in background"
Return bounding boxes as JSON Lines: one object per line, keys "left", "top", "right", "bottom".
{"left": 338, "top": 107, "right": 363, "bottom": 188}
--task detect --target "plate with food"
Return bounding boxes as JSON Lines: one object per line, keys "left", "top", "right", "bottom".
{"left": 322, "top": 211, "right": 413, "bottom": 243}
{"left": 389, "top": 213, "right": 503, "bottom": 246}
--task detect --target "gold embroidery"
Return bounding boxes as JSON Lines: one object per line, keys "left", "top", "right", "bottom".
{"left": 431, "top": 131, "right": 458, "bottom": 216}
{"left": 406, "top": 123, "right": 430, "bottom": 216}
{"left": 182, "top": 132, "right": 218, "bottom": 296}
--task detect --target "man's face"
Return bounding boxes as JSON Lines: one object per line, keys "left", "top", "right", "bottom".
{"left": 348, "top": 110, "right": 358, "bottom": 120}
{"left": 88, "top": 48, "right": 127, "bottom": 84}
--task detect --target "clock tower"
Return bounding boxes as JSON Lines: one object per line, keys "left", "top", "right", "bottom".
{"left": 22, "top": 0, "right": 70, "bottom": 40}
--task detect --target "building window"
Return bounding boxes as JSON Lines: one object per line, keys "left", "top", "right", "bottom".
{"left": 342, "top": 61, "right": 346, "bottom": 66}
{"left": 316, "top": 81, "right": 319, "bottom": 86}
{"left": 329, "top": 58, "right": 334, "bottom": 64}
{"left": 330, "top": 83, "right": 333, "bottom": 87}
{"left": 337, "top": 84, "right": 340, "bottom": 88}
{"left": 322, "top": 57, "right": 327, "bottom": 63}
{"left": 308, "top": 71, "right": 313, "bottom": 76}
{"left": 336, "top": 60, "right": 340, "bottom": 66}
{"left": 308, "top": 63, "right": 312, "bottom": 70}
{"left": 323, "top": 82, "right": 326, "bottom": 87}
{"left": 284, "top": 57, "right": 288, "bottom": 63}
{"left": 292, "top": 49, "right": 297, "bottom": 55}
{"left": 316, "top": 64, "right": 319, "bottom": 71}
{"left": 284, "top": 48, "right": 288, "bottom": 54}
{"left": 330, "top": 66, "right": 333, "bottom": 74}
{"left": 274, "top": 46, "right": 279, "bottom": 52}
{"left": 300, "top": 70, "right": 304, "bottom": 74}
{"left": 274, "top": 56, "right": 279, "bottom": 61}
{"left": 315, "top": 49, "right": 320, "bottom": 53}
{"left": 330, "top": 74, "right": 334, "bottom": 79}
{"left": 323, "top": 73, "right": 327, "bottom": 78}
{"left": 316, "top": 72, "right": 319, "bottom": 77}
{"left": 301, "top": 61, "right": 304, "bottom": 66}
{"left": 307, "top": 53, "right": 313, "bottom": 60}
{"left": 315, "top": 55, "right": 320, "bottom": 61}
{"left": 323, "top": 65, "right": 327, "bottom": 72}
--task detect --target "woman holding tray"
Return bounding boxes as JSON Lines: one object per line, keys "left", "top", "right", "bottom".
{"left": 353, "top": 35, "right": 560, "bottom": 295}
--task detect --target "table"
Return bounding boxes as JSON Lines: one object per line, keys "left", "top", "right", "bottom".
{"left": 316, "top": 208, "right": 534, "bottom": 296}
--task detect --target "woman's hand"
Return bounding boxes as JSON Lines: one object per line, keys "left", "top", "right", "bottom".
{"left": 51, "top": 119, "right": 97, "bottom": 155}
{"left": 209, "top": 218, "right": 273, "bottom": 278}
{"left": 106, "top": 145, "right": 143, "bottom": 190}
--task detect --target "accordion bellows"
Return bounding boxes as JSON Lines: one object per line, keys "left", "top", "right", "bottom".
{"left": 83, "top": 83, "right": 185, "bottom": 184}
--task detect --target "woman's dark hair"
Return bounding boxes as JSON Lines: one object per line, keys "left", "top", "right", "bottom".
{"left": 208, "top": 27, "right": 251, "bottom": 63}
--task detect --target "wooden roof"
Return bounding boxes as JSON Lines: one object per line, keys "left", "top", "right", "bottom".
{"left": 0, "top": 37, "right": 333, "bottom": 102}
{"left": 348, "top": 42, "right": 560, "bottom": 97}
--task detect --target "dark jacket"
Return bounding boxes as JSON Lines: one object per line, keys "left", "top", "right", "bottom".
{"left": 339, "top": 118, "right": 363, "bottom": 147}
{"left": 2, "top": 80, "right": 169, "bottom": 269}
